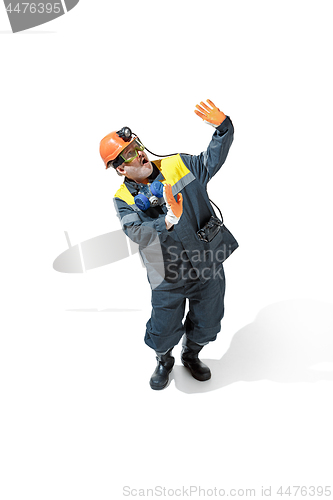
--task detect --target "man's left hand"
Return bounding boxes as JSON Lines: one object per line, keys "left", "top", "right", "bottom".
{"left": 194, "top": 99, "right": 226, "bottom": 127}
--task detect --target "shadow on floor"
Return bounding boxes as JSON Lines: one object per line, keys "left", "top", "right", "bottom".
{"left": 172, "top": 299, "right": 333, "bottom": 394}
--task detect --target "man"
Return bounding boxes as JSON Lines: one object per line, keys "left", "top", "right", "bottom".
{"left": 100, "top": 99, "right": 238, "bottom": 390}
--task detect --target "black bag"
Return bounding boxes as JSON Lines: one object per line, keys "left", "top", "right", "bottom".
{"left": 197, "top": 197, "right": 224, "bottom": 243}
{"left": 197, "top": 215, "right": 223, "bottom": 242}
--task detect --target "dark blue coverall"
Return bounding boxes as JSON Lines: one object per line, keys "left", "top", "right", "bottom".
{"left": 114, "top": 117, "right": 238, "bottom": 354}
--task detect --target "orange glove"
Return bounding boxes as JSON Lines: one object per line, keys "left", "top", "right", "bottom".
{"left": 164, "top": 183, "right": 183, "bottom": 225}
{"left": 194, "top": 99, "right": 226, "bottom": 127}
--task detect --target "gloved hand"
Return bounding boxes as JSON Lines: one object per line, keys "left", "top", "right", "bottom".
{"left": 194, "top": 99, "right": 226, "bottom": 127}
{"left": 164, "top": 183, "right": 183, "bottom": 225}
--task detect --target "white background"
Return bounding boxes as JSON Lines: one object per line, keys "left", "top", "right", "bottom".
{"left": 1, "top": 1, "right": 333, "bottom": 499}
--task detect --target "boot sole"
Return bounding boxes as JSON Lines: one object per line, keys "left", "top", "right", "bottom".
{"left": 150, "top": 380, "right": 169, "bottom": 390}
{"left": 181, "top": 359, "right": 211, "bottom": 381}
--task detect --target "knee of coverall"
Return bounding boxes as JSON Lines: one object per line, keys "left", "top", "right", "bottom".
{"left": 183, "top": 270, "right": 225, "bottom": 345}
{"left": 144, "top": 319, "right": 185, "bottom": 353}
{"left": 144, "top": 285, "right": 187, "bottom": 353}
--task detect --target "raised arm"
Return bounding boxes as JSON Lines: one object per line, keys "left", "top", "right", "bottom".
{"left": 180, "top": 99, "right": 234, "bottom": 186}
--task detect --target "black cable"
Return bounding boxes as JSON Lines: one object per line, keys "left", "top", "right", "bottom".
{"left": 209, "top": 198, "right": 223, "bottom": 223}
{"left": 144, "top": 146, "right": 179, "bottom": 158}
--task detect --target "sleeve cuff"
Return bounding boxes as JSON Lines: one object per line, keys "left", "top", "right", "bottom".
{"left": 155, "top": 215, "right": 169, "bottom": 234}
{"left": 216, "top": 115, "right": 233, "bottom": 134}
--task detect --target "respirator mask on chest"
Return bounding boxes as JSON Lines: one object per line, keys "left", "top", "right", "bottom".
{"left": 134, "top": 180, "right": 165, "bottom": 211}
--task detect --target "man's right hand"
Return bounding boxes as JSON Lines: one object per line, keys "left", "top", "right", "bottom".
{"left": 164, "top": 183, "right": 183, "bottom": 226}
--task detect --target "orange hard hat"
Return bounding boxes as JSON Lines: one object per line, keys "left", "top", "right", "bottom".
{"left": 100, "top": 127, "right": 137, "bottom": 169}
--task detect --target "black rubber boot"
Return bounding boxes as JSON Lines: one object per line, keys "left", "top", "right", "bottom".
{"left": 181, "top": 336, "right": 211, "bottom": 381}
{"left": 149, "top": 348, "right": 175, "bottom": 390}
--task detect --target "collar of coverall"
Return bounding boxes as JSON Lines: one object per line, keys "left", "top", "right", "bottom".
{"left": 124, "top": 162, "right": 164, "bottom": 195}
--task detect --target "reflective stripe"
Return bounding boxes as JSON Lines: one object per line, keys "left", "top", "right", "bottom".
{"left": 121, "top": 213, "right": 141, "bottom": 227}
{"left": 130, "top": 204, "right": 142, "bottom": 212}
{"left": 172, "top": 171, "right": 195, "bottom": 195}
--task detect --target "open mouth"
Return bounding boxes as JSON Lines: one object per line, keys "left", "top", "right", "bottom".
{"left": 141, "top": 157, "right": 149, "bottom": 165}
